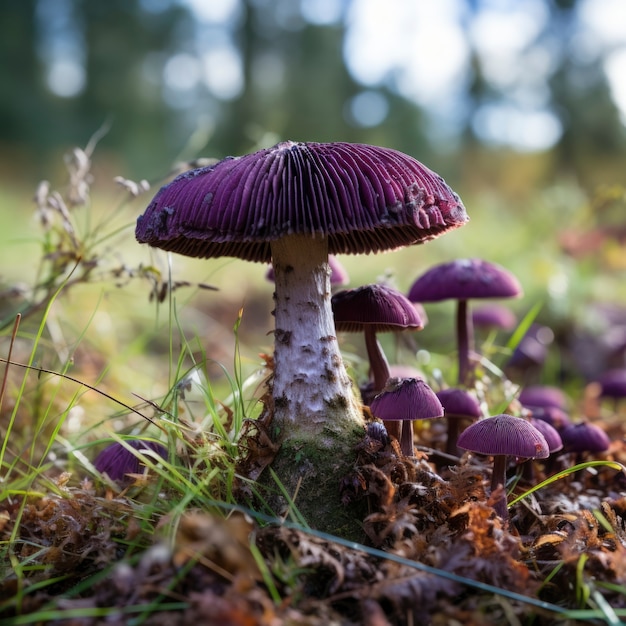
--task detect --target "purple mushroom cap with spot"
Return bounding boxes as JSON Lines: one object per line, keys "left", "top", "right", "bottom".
{"left": 94, "top": 440, "right": 167, "bottom": 483}
{"left": 457, "top": 414, "right": 549, "bottom": 460}
{"left": 136, "top": 141, "right": 468, "bottom": 263}
{"left": 529, "top": 417, "right": 563, "bottom": 454}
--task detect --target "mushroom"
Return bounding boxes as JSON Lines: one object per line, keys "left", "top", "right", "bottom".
{"left": 407, "top": 259, "right": 522, "bottom": 386}
{"left": 435, "top": 387, "right": 482, "bottom": 457}
{"left": 518, "top": 384, "right": 568, "bottom": 411}
{"left": 94, "top": 440, "right": 167, "bottom": 485}
{"left": 369, "top": 377, "right": 444, "bottom": 456}
{"left": 456, "top": 414, "right": 549, "bottom": 520}
{"left": 331, "top": 283, "right": 424, "bottom": 439}
{"left": 135, "top": 141, "right": 468, "bottom": 529}
{"left": 472, "top": 303, "right": 517, "bottom": 332}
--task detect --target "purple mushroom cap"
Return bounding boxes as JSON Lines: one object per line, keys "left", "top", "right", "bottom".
{"left": 370, "top": 377, "right": 444, "bottom": 422}
{"left": 596, "top": 368, "right": 626, "bottom": 399}
{"left": 524, "top": 405, "right": 572, "bottom": 430}
{"left": 436, "top": 388, "right": 482, "bottom": 418}
{"left": 332, "top": 283, "right": 424, "bottom": 333}
{"left": 136, "top": 141, "right": 468, "bottom": 263}
{"left": 529, "top": 417, "right": 563, "bottom": 454}
{"left": 472, "top": 304, "right": 518, "bottom": 331}
{"left": 407, "top": 258, "right": 522, "bottom": 303}
{"left": 94, "top": 440, "right": 168, "bottom": 483}
{"left": 560, "top": 422, "right": 611, "bottom": 454}
{"left": 519, "top": 385, "right": 567, "bottom": 410}
{"left": 457, "top": 414, "right": 549, "bottom": 459}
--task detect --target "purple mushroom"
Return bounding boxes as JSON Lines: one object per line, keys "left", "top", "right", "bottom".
{"left": 472, "top": 303, "right": 517, "bottom": 332}
{"left": 369, "top": 377, "right": 444, "bottom": 456}
{"left": 408, "top": 259, "right": 522, "bottom": 386}
{"left": 94, "top": 440, "right": 168, "bottom": 484}
{"left": 135, "top": 141, "right": 468, "bottom": 525}
{"left": 596, "top": 368, "right": 626, "bottom": 410}
{"left": 518, "top": 385, "right": 568, "bottom": 411}
{"left": 457, "top": 414, "right": 549, "bottom": 520}
{"left": 332, "top": 283, "right": 424, "bottom": 440}
{"left": 436, "top": 387, "right": 482, "bottom": 457}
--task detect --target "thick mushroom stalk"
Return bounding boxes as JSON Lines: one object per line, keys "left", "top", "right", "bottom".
{"left": 271, "top": 235, "right": 363, "bottom": 441}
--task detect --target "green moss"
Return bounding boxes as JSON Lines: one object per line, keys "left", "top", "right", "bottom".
{"left": 254, "top": 423, "right": 368, "bottom": 540}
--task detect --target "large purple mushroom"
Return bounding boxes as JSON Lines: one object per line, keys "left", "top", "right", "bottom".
{"left": 408, "top": 259, "right": 522, "bottom": 386}
{"left": 135, "top": 141, "right": 468, "bottom": 530}
{"left": 94, "top": 440, "right": 168, "bottom": 485}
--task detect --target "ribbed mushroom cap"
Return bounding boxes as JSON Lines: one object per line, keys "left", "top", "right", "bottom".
{"left": 596, "top": 368, "right": 626, "bottom": 399}
{"left": 332, "top": 283, "right": 424, "bottom": 333}
{"left": 457, "top": 414, "right": 549, "bottom": 459}
{"left": 408, "top": 258, "right": 522, "bottom": 303}
{"left": 560, "top": 422, "right": 610, "bottom": 453}
{"left": 369, "top": 377, "right": 444, "bottom": 422}
{"left": 135, "top": 141, "right": 468, "bottom": 263}
{"left": 436, "top": 388, "right": 482, "bottom": 419}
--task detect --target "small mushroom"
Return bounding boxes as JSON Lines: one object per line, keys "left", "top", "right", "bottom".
{"left": 332, "top": 283, "right": 424, "bottom": 440}
{"left": 472, "top": 303, "right": 518, "bottom": 332}
{"left": 435, "top": 387, "right": 482, "bottom": 457}
{"left": 457, "top": 414, "right": 549, "bottom": 520}
{"left": 94, "top": 440, "right": 167, "bottom": 484}
{"left": 596, "top": 368, "right": 626, "bottom": 411}
{"left": 408, "top": 259, "right": 522, "bottom": 386}
{"left": 369, "top": 377, "right": 444, "bottom": 457}
{"left": 519, "top": 384, "right": 568, "bottom": 411}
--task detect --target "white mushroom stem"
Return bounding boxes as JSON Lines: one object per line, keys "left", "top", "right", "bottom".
{"left": 270, "top": 234, "right": 364, "bottom": 442}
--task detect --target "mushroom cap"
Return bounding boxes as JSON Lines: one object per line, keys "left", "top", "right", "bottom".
{"left": 369, "top": 377, "right": 444, "bottom": 422}
{"left": 529, "top": 417, "right": 563, "bottom": 454}
{"left": 436, "top": 387, "right": 482, "bottom": 419}
{"left": 135, "top": 141, "right": 468, "bottom": 263}
{"left": 472, "top": 303, "right": 518, "bottom": 330}
{"left": 524, "top": 405, "right": 572, "bottom": 430}
{"left": 332, "top": 283, "right": 424, "bottom": 333}
{"left": 560, "top": 422, "right": 611, "bottom": 453}
{"left": 457, "top": 414, "right": 549, "bottom": 459}
{"left": 94, "top": 440, "right": 168, "bottom": 483}
{"left": 596, "top": 368, "right": 626, "bottom": 399}
{"left": 407, "top": 258, "right": 522, "bottom": 303}
{"left": 519, "top": 384, "right": 567, "bottom": 410}
{"left": 266, "top": 254, "right": 349, "bottom": 285}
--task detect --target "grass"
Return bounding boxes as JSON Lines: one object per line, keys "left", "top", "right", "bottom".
{"left": 1, "top": 142, "right": 626, "bottom": 624}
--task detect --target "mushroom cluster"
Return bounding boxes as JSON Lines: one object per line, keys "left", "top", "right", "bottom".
{"left": 136, "top": 140, "right": 468, "bottom": 529}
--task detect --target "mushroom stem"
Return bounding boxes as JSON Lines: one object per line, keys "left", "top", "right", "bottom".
{"left": 399, "top": 421, "right": 415, "bottom": 457}
{"left": 490, "top": 454, "right": 509, "bottom": 520}
{"left": 456, "top": 299, "right": 474, "bottom": 386}
{"left": 270, "top": 234, "right": 364, "bottom": 442}
{"left": 363, "top": 326, "right": 400, "bottom": 441}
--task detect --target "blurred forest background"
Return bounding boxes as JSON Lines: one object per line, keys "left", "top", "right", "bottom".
{"left": 0, "top": 0, "right": 625, "bottom": 393}
{"left": 1, "top": 0, "right": 625, "bottom": 187}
